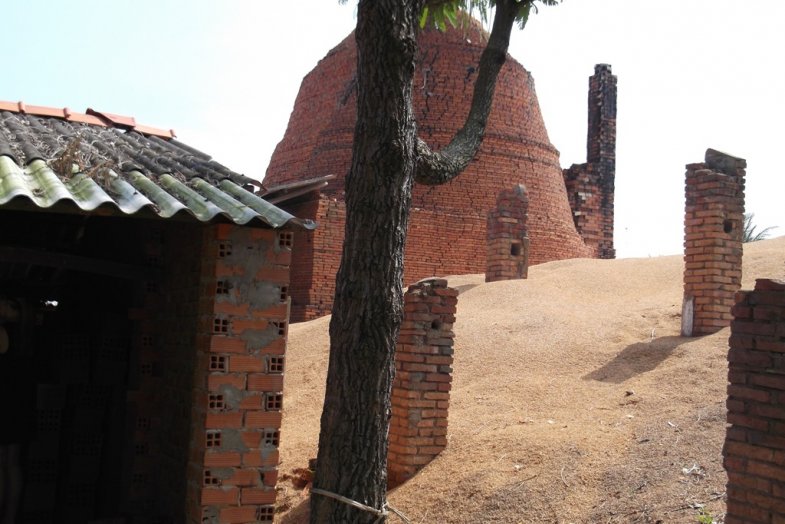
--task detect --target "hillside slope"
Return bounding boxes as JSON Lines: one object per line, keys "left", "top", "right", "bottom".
{"left": 276, "top": 236, "right": 785, "bottom": 523}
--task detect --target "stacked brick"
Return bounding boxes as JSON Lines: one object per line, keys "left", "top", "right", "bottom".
{"left": 123, "top": 223, "right": 177, "bottom": 521}
{"left": 486, "top": 184, "right": 530, "bottom": 282}
{"left": 267, "top": 24, "right": 602, "bottom": 321}
{"left": 724, "top": 278, "right": 785, "bottom": 523}
{"left": 23, "top": 281, "right": 143, "bottom": 521}
{"left": 681, "top": 148, "right": 746, "bottom": 336}
{"left": 388, "top": 278, "right": 458, "bottom": 486}
{"left": 24, "top": 385, "right": 64, "bottom": 523}
{"left": 186, "top": 224, "right": 292, "bottom": 524}
{"left": 562, "top": 64, "right": 617, "bottom": 259}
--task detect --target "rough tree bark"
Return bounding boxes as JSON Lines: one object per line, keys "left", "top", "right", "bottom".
{"left": 310, "top": 1, "right": 519, "bottom": 522}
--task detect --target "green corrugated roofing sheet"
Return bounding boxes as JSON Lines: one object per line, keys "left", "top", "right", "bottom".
{"left": 0, "top": 156, "right": 313, "bottom": 229}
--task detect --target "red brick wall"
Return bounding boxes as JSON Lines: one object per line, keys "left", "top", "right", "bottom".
{"left": 285, "top": 196, "right": 345, "bottom": 322}
{"left": 682, "top": 149, "right": 746, "bottom": 336}
{"left": 267, "top": 24, "right": 596, "bottom": 322}
{"left": 724, "top": 278, "right": 785, "bottom": 523}
{"left": 388, "top": 278, "right": 457, "bottom": 486}
{"left": 563, "top": 162, "right": 613, "bottom": 259}
{"left": 286, "top": 190, "right": 595, "bottom": 322}
{"left": 186, "top": 224, "right": 292, "bottom": 524}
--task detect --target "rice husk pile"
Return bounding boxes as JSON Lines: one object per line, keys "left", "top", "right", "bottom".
{"left": 275, "top": 235, "right": 785, "bottom": 523}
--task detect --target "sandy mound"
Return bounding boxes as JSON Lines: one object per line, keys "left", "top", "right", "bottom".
{"left": 276, "top": 236, "right": 785, "bottom": 523}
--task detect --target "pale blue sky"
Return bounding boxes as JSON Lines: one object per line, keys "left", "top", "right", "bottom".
{"left": 2, "top": 1, "right": 783, "bottom": 258}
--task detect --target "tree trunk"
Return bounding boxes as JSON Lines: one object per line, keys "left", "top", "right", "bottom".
{"left": 310, "top": 1, "right": 521, "bottom": 522}
{"left": 309, "top": 1, "right": 424, "bottom": 522}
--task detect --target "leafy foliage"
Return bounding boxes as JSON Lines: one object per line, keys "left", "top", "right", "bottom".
{"left": 421, "top": 0, "right": 560, "bottom": 30}
{"left": 338, "top": 1, "right": 560, "bottom": 30}
{"left": 743, "top": 213, "right": 778, "bottom": 243}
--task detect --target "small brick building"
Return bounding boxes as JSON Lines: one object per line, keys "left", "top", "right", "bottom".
{"left": 0, "top": 102, "right": 311, "bottom": 524}
{"left": 264, "top": 24, "right": 618, "bottom": 321}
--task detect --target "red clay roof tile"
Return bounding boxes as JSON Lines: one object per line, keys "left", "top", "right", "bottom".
{"left": 0, "top": 100, "right": 174, "bottom": 138}
{"left": 86, "top": 108, "right": 136, "bottom": 128}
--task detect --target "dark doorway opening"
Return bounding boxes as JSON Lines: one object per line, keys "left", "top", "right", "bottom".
{"left": 1, "top": 210, "right": 188, "bottom": 524}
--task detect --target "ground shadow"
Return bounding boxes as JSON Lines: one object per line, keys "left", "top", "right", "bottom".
{"left": 583, "top": 336, "right": 689, "bottom": 384}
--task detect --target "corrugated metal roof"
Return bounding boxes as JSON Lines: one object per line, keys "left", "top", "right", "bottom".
{"left": 0, "top": 102, "right": 315, "bottom": 229}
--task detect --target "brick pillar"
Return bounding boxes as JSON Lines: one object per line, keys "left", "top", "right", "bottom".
{"left": 486, "top": 184, "right": 530, "bottom": 282}
{"left": 681, "top": 148, "right": 746, "bottom": 336}
{"left": 724, "top": 279, "right": 785, "bottom": 524}
{"left": 388, "top": 278, "right": 457, "bottom": 486}
{"left": 190, "top": 224, "right": 292, "bottom": 524}
{"left": 563, "top": 64, "right": 616, "bottom": 259}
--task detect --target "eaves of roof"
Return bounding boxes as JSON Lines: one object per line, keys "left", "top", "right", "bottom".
{"left": 0, "top": 157, "right": 311, "bottom": 228}
{"left": 0, "top": 101, "right": 315, "bottom": 230}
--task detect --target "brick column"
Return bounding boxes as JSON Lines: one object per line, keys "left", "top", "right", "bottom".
{"left": 724, "top": 279, "right": 785, "bottom": 523}
{"left": 190, "top": 224, "right": 292, "bottom": 524}
{"left": 563, "top": 64, "right": 616, "bottom": 259}
{"left": 681, "top": 148, "right": 746, "bottom": 336}
{"left": 388, "top": 278, "right": 457, "bottom": 486}
{"left": 486, "top": 184, "right": 530, "bottom": 282}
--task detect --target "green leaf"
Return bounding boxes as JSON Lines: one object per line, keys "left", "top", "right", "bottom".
{"left": 416, "top": 0, "right": 562, "bottom": 32}
{"left": 517, "top": 2, "right": 532, "bottom": 29}
{"left": 419, "top": 5, "right": 430, "bottom": 28}
{"left": 443, "top": 5, "right": 459, "bottom": 27}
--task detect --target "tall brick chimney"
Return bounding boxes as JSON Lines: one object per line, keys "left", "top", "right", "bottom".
{"left": 564, "top": 63, "right": 617, "bottom": 259}
{"left": 587, "top": 64, "right": 617, "bottom": 170}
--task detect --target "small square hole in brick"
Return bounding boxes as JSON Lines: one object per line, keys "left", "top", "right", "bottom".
{"left": 132, "top": 473, "right": 148, "bottom": 487}
{"left": 71, "top": 434, "right": 103, "bottom": 456}
{"left": 206, "top": 431, "right": 222, "bottom": 448}
{"left": 66, "top": 482, "right": 96, "bottom": 504}
{"left": 25, "top": 458, "right": 58, "bottom": 483}
{"left": 216, "top": 280, "right": 230, "bottom": 295}
{"left": 208, "top": 394, "right": 225, "bottom": 410}
{"left": 280, "top": 285, "right": 289, "bottom": 302}
{"left": 37, "top": 409, "right": 62, "bottom": 432}
{"left": 209, "top": 355, "right": 227, "bottom": 372}
{"left": 27, "top": 459, "right": 57, "bottom": 483}
{"left": 266, "top": 393, "right": 283, "bottom": 411}
{"left": 272, "top": 321, "right": 287, "bottom": 337}
{"left": 213, "top": 318, "right": 230, "bottom": 334}
{"left": 218, "top": 242, "right": 233, "bottom": 258}
{"left": 278, "top": 231, "right": 294, "bottom": 249}
{"left": 511, "top": 241, "right": 522, "bottom": 256}
{"left": 256, "top": 506, "right": 275, "bottom": 522}
{"left": 203, "top": 470, "right": 221, "bottom": 486}
{"left": 268, "top": 356, "right": 285, "bottom": 374}
{"left": 263, "top": 430, "right": 280, "bottom": 447}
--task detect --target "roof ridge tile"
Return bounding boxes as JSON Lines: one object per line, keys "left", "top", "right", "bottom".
{"left": 0, "top": 99, "right": 175, "bottom": 138}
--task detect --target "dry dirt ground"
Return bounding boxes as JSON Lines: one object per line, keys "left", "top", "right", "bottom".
{"left": 274, "top": 236, "right": 785, "bottom": 523}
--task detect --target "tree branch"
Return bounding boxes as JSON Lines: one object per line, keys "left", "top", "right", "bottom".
{"left": 414, "top": 0, "right": 518, "bottom": 185}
